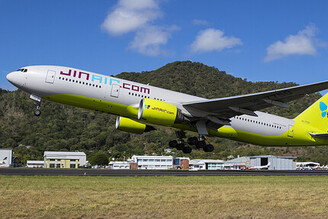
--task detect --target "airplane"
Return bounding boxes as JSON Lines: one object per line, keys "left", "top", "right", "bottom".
{"left": 6, "top": 65, "right": 328, "bottom": 154}
{"left": 0, "top": 157, "right": 7, "bottom": 166}
{"left": 248, "top": 162, "right": 271, "bottom": 170}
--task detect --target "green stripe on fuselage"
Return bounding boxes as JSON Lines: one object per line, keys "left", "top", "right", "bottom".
{"left": 44, "top": 94, "right": 138, "bottom": 118}
{"left": 212, "top": 124, "right": 327, "bottom": 146}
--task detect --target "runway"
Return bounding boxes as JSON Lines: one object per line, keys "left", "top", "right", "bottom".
{"left": 1, "top": 168, "right": 328, "bottom": 176}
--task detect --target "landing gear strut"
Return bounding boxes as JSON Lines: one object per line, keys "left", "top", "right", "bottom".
{"left": 30, "top": 94, "right": 42, "bottom": 116}
{"left": 168, "top": 132, "right": 214, "bottom": 153}
{"left": 34, "top": 103, "right": 41, "bottom": 116}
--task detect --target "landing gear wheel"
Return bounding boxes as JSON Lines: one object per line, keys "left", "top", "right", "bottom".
{"left": 169, "top": 140, "right": 178, "bottom": 148}
{"left": 34, "top": 109, "right": 41, "bottom": 116}
{"left": 187, "top": 137, "right": 198, "bottom": 145}
{"left": 176, "top": 143, "right": 185, "bottom": 150}
{"left": 196, "top": 140, "right": 206, "bottom": 149}
{"left": 33, "top": 99, "right": 42, "bottom": 117}
{"left": 203, "top": 144, "right": 214, "bottom": 152}
{"left": 182, "top": 146, "right": 192, "bottom": 154}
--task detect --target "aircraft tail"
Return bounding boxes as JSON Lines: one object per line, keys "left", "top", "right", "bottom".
{"left": 294, "top": 93, "right": 328, "bottom": 132}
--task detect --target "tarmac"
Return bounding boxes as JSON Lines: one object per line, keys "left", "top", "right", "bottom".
{"left": 1, "top": 168, "right": 328, "bottom": 176}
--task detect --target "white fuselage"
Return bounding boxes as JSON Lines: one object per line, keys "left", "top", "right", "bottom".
{"left": 25, "top": 66, "right": 205, "bottom": 111}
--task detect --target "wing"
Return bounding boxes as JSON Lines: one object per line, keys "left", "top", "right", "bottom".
{"left": 182, "top": 80, "right": 328, "bottom": 120}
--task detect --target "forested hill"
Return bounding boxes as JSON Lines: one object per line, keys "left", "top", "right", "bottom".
{"left": 119, "top": 61, "right": 296, "bottom": 98}
{"left": 117, "top": 61, "right": 318, "bottom": 118}
{"left": 1, "top": 61, "right": 327, "bottom": 164}
{"left": 0, "top": 88, "right": 8, "bottom": 95}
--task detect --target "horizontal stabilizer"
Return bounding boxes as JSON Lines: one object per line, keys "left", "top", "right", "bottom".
{"left": 309, "top": 132, "right": 328, "bottom": 138}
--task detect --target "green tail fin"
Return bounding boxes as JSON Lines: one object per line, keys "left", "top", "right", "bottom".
{"left": 295, "top": 93, "right": 328, "bottom": 132}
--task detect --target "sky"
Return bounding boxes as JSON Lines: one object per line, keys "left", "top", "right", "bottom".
{"left": 1, "top": 0, "right": 328, "bottom": 91}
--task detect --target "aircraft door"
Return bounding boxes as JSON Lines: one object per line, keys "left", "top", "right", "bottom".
{"left": 287, "top": 125, "right": 294, "bottom": 137}
{"left": 45, "top": 70, "right": 56, "bottom": 84}
{"left": 111, "top": 84, "right": 120, "bottom": 98}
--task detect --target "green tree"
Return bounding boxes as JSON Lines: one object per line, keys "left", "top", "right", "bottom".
{"left": 89, "top": 152, "right": 109, "bottom": 166}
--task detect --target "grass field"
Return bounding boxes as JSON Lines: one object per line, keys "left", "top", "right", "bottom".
{"left": 0, "top": 175, "right": 328, "bottom": 218}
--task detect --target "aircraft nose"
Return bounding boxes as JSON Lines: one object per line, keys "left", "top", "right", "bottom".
{"left": 6, "top": 72, "right": 15, "bottom": 83}
{"left": 6, "top": 71, "right": 25, "bottom": 88}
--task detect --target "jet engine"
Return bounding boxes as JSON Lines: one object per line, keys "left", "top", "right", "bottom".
{"left": 138, "top": 98, "right": 185, "bottom": 126}
{"left": 115, "top": 116, "right": 155, "bottom": 134}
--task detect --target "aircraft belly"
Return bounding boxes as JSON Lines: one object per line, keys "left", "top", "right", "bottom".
{"left": 43, "top": 94, "right": 138, "bottom": 118}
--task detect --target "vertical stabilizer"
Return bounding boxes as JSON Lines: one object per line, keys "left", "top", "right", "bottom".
{"left": 294, "top": 93, "right": 328, "bottom": 132}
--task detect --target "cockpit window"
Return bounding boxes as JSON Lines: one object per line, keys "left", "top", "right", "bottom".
{"left": 17, "top": 68, "right": 28, "bottom": 72}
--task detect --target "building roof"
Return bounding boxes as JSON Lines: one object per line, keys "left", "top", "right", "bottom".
{"left": 225, "top": 155, "right": 296, "bottom": 164}
{"left": 247, "top": 155, "right": 296, "bottom": 159}
{"left": 175, "top": 157, "right": 191, "bottom": 160}
{"left": 44, "top": 151, "right": 86, "bottom": 157}
{"left": 225, "top": 157, "right": 247, "bottom": 164}
{"left": 190, "top": 159, "right": 225, "bottom": 165}
{"left": 27, "top": 160, "right": 44, "bottom": 164}
{"left": 0, "top": 148, "right": 12, "bottom": 151}
{"left": 131, "top": 155, "right": 173, "bottom": 159}
{"left": 109, "top": 161, "right": 131, "bottom": 164}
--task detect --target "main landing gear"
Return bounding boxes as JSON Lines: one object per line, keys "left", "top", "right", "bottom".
{"left": 169, "top": 131, "right": 214, "bottom": 154}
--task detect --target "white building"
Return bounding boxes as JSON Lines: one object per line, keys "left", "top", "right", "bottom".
{"left": 131, "top": 155, "right": 173, "bottom": 170}
{"left": 189, "top": 159, "right": 225, "bottom": 170}
{"left": 0, "top": 149, "right": 12, "bottom": 167}
{"left": 27, "top": 160, "right": 44, "bottom": 168}
{"left": 44, "top": 151, "right": 87, "bottom": 168}
{"left": 109, "top": 161, "right": 131, "bottom": 169}
{"left": 224, "top": 155, "right": 296, "bottom": 170}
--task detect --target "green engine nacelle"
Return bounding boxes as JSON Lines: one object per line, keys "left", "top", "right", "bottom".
{"left": 115, "top": 116, "right": 155, "bottom": 134}
{"left": 138, "top": 98, "right": 185, "bottom": 126}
